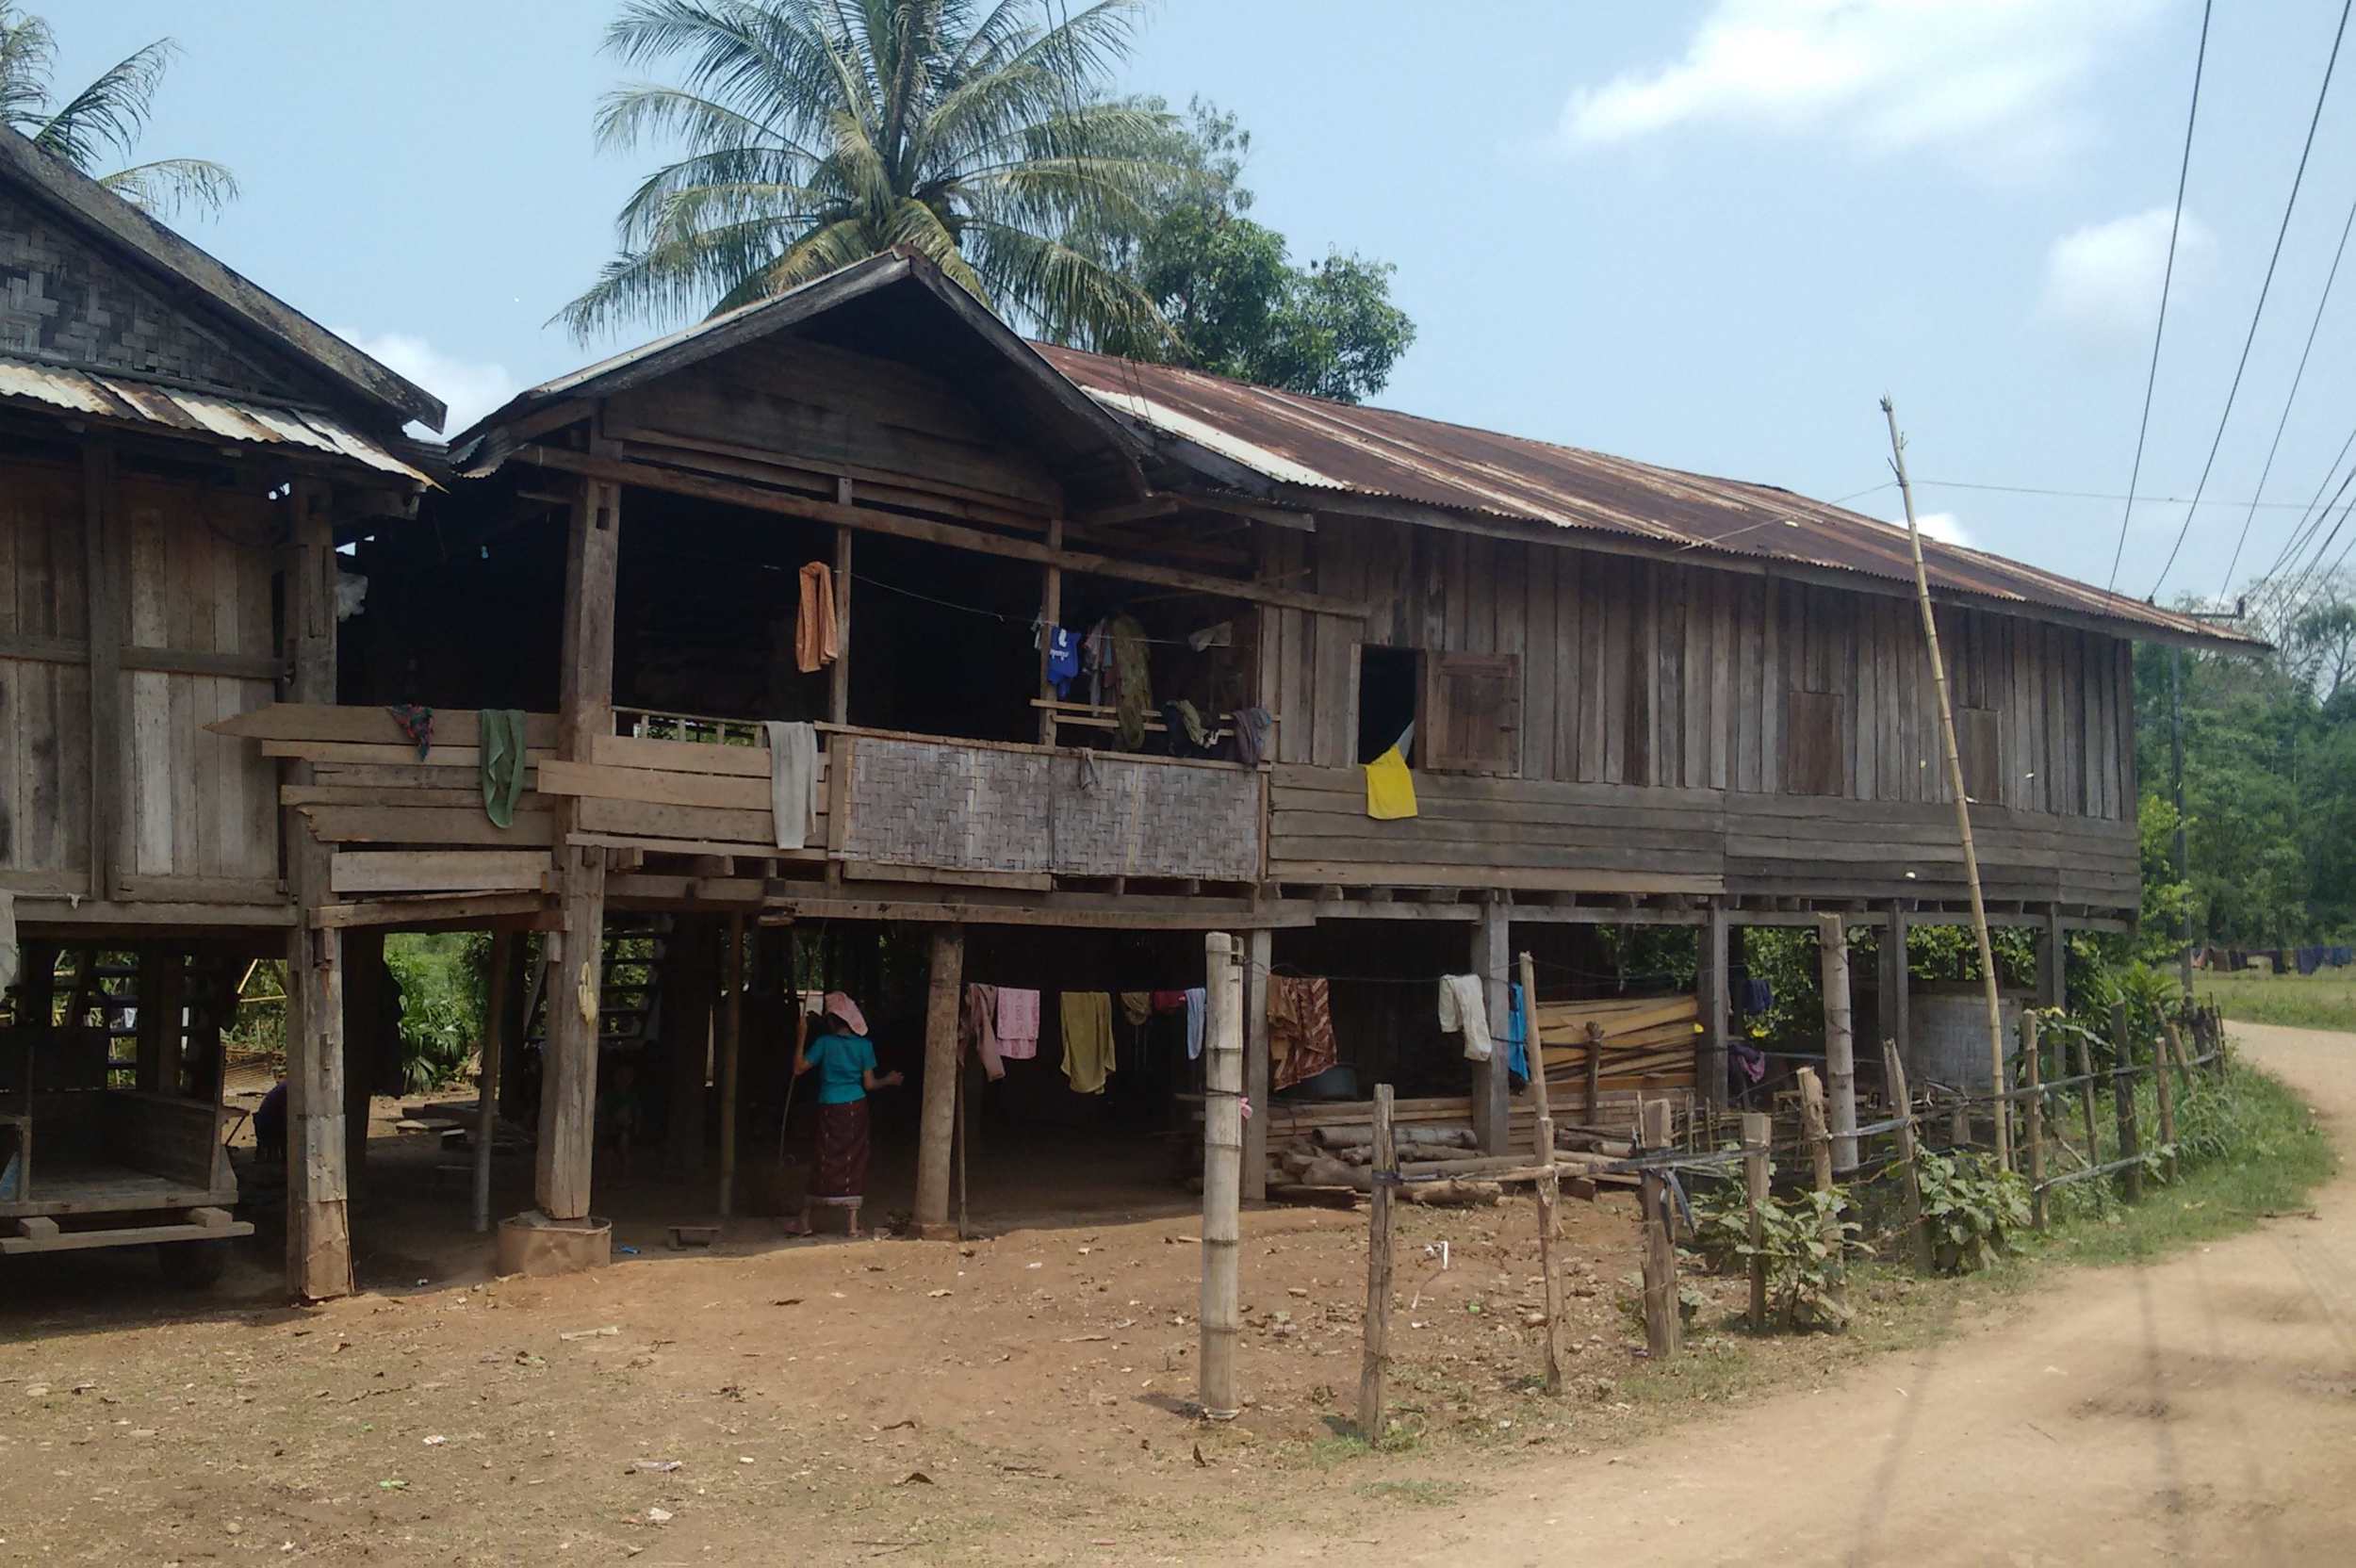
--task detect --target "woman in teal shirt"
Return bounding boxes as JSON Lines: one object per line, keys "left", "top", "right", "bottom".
{"left": 788, "top": 1000, "right": 901, "bottom": 1235}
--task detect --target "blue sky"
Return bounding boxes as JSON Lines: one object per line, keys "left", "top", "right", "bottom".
{"left": 48, "top": 0, "right": 2356, "bottom": 607}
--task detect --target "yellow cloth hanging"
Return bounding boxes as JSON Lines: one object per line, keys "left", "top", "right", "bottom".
{"left": 1364, "top": 744, "right": 1418, "bottom": 819}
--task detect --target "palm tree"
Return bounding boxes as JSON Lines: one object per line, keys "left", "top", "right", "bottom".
{"left": 558, "top": 0, "right": 1183, "bottom": 346}
{"left": 0, "top": 6, "right": 237, "bottom": 219}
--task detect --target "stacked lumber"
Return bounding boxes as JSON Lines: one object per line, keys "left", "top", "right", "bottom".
{"left": 1535, "top": 995, "right": 1702, "bottom": 1098}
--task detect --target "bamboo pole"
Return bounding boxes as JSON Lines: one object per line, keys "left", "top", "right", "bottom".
{"left": 1742, "top": 1110, "right": 1772, "bottom": 1331}
{"left": 471, "top": 930, "right": 514, "bottom": 1234}
{"left": 1883, "top": 1040, "right": 1932, "bottom": 1273}
{"left": 2152, "top": 1015, "right": 2179, "bottom": 1186}
{"left": 2074, "top": 1021, "right": 2102, "bottom": 1166}
{"left": 1637, "top": 1098, "right": 1680, "bottom": 1359}
{"left": 1882, "top": 398, "right": 2010, "bottom": 1168}
{"left": 1817, "top": 913, "right": 1857, "bottom": 1173}
{"left": 2024, "top": 1012, "right": 2049, "bottom": 1230}
{"left": 1518, "top": 952, "right": 1565, "bottom": 1394}
{"left": 1358, "top": 1083, "right": 1397, "bottom": 1438}
{"left": 1200, "top": 931, "right": 1245, "bottom": 1420}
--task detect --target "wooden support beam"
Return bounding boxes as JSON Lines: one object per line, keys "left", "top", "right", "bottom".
{"left": 1520, "top": 951, "right": 1566, "bottom": 1394}
{"left": 282, "top": 478, "right": 350, "bottom": 1301}
{"left": 1358, "top": 1082, "right": 1396, "bottom": 1439}
{"left": 2038, "top": 904, "right": 2068, "bottom": 1013}
{"left": 1038, "top": 515, "right": 1064, "bottom": 744}
{"left": 663, "top": 916, "right": 714, "bottom": 1178}
{"left": 1637, "top": 1098, "right": 1680, "bottom": 1360}
{"left": 1881, "top": 900, "right": 1911, "bottom": 1061}
{"left": 1698, "top": 903, "right": 1728, "bottom": 1113}
{"left": 473, "top": 930, "right": 515, "bottom": 1233}
{"left": 1200, "top": 931, "right": 1245, "bottom": 1421}
{"left": 515, "top": 443, "right": 1366, "bottom": 618}
{"left": 1243, "top": 927, "right": 1272, "bottom": 1204}
{"left": 715, "top": 912, "right": 744, "bottom": 1217}
{"left": 1817, "top": 912, "right": 1857, "bottom": 1174}
{"left": 830, "top": 482, "right": 853, "bottom": 726}
{"left": 81, "top": 441, "right": 122, "bottom": 903}
{"left": 1472, "top": 900, "right": 1511, "bottom": 1155}
{"left": 912, "top": 923, "right": 965, "bottom": 1237}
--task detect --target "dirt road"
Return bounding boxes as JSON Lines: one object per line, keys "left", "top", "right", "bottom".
{"left": 1256, "top": 1021, "right": 2356, "bottom": 1566}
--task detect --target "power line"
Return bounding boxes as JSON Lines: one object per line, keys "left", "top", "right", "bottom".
{"left": 2149, "top": 0, "right": 2353, "bottom": 600}
{"left": 1917, "top": 477, "right": 2323, "bottom": 510}
{"left": 2107, "top": 0, "right": 2214, "bottom": 597}
{"left": 2258, "top": 415, "right": 2356, "bottom": 584}
{"left": 2221, "top": 188, "right": 2356, "bottom": 595}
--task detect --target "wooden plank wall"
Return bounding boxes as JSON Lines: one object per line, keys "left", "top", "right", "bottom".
{"left": 1268, "top": 519, "right": 2140, "bottom": 823}
{"left": 0, "top": 458, "right": 90, "bottom": 890}
{"left": 117, "top": 476, "right": 278, "bottom": 892}
{"left": 0, "top": 459, "right": 278, "bottom": 902}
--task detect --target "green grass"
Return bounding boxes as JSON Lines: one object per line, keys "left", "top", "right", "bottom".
{"left": 2197, "top": 967, "right": 2356, "bottom": 1032}
{"left": 1355, "top": 1478, "right": 1467, "bottom": 1508}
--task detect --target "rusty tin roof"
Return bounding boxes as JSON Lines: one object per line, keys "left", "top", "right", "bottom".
{"left": 1039, "top": 345, "right": 2256, "bottom": 650}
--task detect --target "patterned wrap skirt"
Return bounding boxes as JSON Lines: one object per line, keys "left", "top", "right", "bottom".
{"left": 810, "top": 1099, "right": 871, "bottom": 1200}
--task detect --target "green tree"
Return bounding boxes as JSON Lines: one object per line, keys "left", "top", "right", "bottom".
{"left": 559, "top": 0, "right": 1184, "bottom": 344}
{"left": 0, "top": 6, "right": 237, "bottom": 218}
{"left": 1101, "top": 99, "right": 1415, "bottom": 402}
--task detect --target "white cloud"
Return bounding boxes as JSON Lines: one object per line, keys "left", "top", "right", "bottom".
{"left": 2037, "top": 207, "right": 2216, "bottom": 344}
{"left": 335, "top": 329, "right": 519, "bottom": 439}
{"left": 1558, "top": 0, "right": 2159, "bottom": 166}
{"left": 1914, "top": 511, "right": 1972, "bottom": 548}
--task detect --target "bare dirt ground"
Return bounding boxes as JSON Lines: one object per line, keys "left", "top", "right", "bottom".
{"left": 1, "top": 1022, "right": 2347, "bottom": 1565}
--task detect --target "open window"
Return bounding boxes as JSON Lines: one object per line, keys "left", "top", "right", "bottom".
{"left": 1956, "top": 706, "right": 2004, "bottom": 804}
{"left": 1357, "top": 645, "right": 1423, "bottom": 763}
{"left": 1785, "top": 690, "right": 1847, "bottom": 796}
{"left": 1421, "top": 652, "right": 1521, "bottom": 775}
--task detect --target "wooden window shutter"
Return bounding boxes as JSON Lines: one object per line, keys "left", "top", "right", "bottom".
{"left": 1423, "top": 652, "right": 1521, "bottom": 774}
{"left": 1957, "top": 707, "right": 2004, "bottom": 805}
{"left": 1784, "top": 690, "right": 1846, "bottom": 796}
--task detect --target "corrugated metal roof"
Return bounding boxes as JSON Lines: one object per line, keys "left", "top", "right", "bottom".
{"left": 1039, "top": 346, "right": 2257, "bottom": 649}
{"left": 0, "top": 357, "right": 431, "bottom": 483}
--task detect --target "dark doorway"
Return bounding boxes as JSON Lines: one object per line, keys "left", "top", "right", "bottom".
{"left": 1357, "top": 645, "right": 1422, "bottom": 763}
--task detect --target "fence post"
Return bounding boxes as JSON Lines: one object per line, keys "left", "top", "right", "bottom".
{"left": 1948, "top": 1095, "right": 1970, "bottom": 1152}
{"left": 1796, "top": 1067, "right": 1845, "bottom": 1324}
{"left": 2162, "top": 1017, "right": 2194, "bottom": 1100}
{"left": 2151, "top": 1015, "right": 2178, "bottom": 1186}
{"left": 2073, "top": 1023, "right": 2102, "bottom": 1172}
{"left": 1637, "top": 1098, "right": 1681, "bottom": 1359}
{"left": 1883, "top": 1040, "right": 1932, "bottom": 1273}
{"left": 2023, "top": 1012, "right": 2048, "bottom": 1230}
{"left": 2108, "top": 1003, "right": 2143, "bottom": 1204}
{"left": 1358, "top": 1083, "right": 1396, "bottom": 1440}
{"left": 1742, "top": 1110, "right": 1771, "bottom": 1331}
{"left": 1518, "top": 952, "right": 1566, "bottom": 1395}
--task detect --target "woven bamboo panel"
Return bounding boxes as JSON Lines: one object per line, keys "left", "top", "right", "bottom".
{"left": 843, "top": 738, "right": 1260, "bottom": 880}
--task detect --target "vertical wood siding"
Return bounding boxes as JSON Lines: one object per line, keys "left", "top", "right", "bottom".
{"left": 1275, "top": 519, "right": 2140, "bottom": 825}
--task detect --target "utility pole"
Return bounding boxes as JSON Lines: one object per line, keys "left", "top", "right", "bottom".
{"left": 1882, "top": 398, "right": 2009, "bottom": 1168}
{"left": 2169, "top": 600, "right": 2244, "bottom": 999}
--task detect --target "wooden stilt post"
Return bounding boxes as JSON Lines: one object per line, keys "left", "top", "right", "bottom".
{"left": 472, "top": 930, "right": 514, "bottom": 1234}
{"left": 1882, "top": 901, "right": 1912, "bottom": 1061}
{"left": 913, "top": 923, "right": 965, "bottom": 1237}
{"left": 1519, "top": 952, "right": 1565, "bottom": 1393}
{"left": 714, "top": 914, "right": 744, "bottom": 1217}
{"left": 1817, "top": 913, "right": 1857, "bottom": 1173}
{"left": 1583, "top": 1021, "right": 1602, "bottom": 1119}
{"left": 1884, "top": 398, "right": 2010, "bottom": 1169}
{"left": 2109, "top": 1003, "right": 2143, "bottom": 1203}
{"left": 1883, "top": 1041, "right": 1931, "bottom": 1272}
{"left": 829, "top": 509, "right": 853, "bottom": 726}
{"left": 663, "top": 918, "right": 713, "bottom": 1178}
{"left": 2024, "top": 1012, "right": 2048, "bottom": 1230}
{"left": 1243, "top": 928, "right": 1272, "bottom": 1204}
{"left": 1742, "top": 1110, "right": 1771, "bottom": 1331}
{"left": 1471, "top": 898, "right": 1511, "bottom": 1155}
{"left": 1359, "top": 1082, "right": 1397, "bottom": 1438}
{"left": 282, "top": 477, "right": 350, "bottom": 1299}
{"left": 1200, "top": 932, "right": 1245, "bottom": 1420}
{"left": 1797, "top": 1067, "right": 1844, "bottom": 1323}
{"left": 1699, "top": 904, "right": 1729, "bottom": 1115}
{"left": 1638, "top": 1098, "right": 1680, "bottom": 1358}
{"left": 1037, "top": 517, "right": 1064, "bottom": 744}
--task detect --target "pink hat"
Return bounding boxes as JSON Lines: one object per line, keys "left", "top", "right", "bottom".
{"left": 823, "top": 990, "right": 869, "bottom": 1037}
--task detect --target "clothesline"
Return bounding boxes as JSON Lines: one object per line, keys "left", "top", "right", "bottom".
{"left": 852, "top": 569, "right": 1229, "bottom": 649}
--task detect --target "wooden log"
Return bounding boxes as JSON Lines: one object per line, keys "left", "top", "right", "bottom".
{"left": 1797, "top": 1067, "right": 1845, "bottom": 1325}
{"left": 1638, "top": 1098, "right": 1680, "bottom": 1359}
{"left": 1884, "top": 1040, "right": 1932, "bottom": 1273}
{"left": 912, "top": 924, "right": 965, "bottom": 1236}
{"left": 1742, "top": 1110, "right": 1771, "bottom": 1331}
{"left": 1359, "top": 1083, "right": 1397, "bottom": 1438}
{"left": 1200, "top": 932, "right": 1244, "bottom": 1420}
{"left": 1245, "top": 928, "right": 1272, "bottom": 1204}
{"left": 1584, "top": 1021, "right": 1602, "bottom": 1118}
{"left": 1520, "top": 951, "right": 1566, "bottom": 1395}
{"left": 1269, "top": 1184, "right": 1360, "bottom": 1209}
{"left": 1398, "top": 1179, "right": 1501, "bottom": 1206}
{"left": 1818, "top": 913, "right": 1857, "bottom": 1173}
{"left": 2110, "top": 1004, "right": 2144, "bottom": 1203}
{"left": 2024, "top": 1011, "right": 2048, "bottom": 1229}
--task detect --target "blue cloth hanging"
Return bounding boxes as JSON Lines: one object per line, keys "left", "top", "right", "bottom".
{"left": 1045, "top": 627, "right": 1081, "bottom": 695}
{"left": 1504, "top": 983, "right": 1530, "bottom": 1087}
